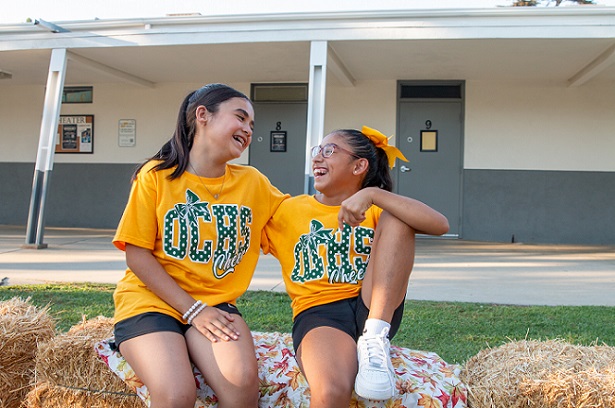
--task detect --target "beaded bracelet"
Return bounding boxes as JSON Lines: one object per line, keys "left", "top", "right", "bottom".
{"left": 187, "top": 303, "right": 207, "bottom": 325}
{"left": 182, "top": 300, "right": 202, "bottom": 321}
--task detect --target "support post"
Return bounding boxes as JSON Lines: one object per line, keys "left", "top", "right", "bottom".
{"left": 24, "top": 48, "right": 67, "bottom": 249}
{"left": 304, "top": 41, "right": 328, "bottom": 194}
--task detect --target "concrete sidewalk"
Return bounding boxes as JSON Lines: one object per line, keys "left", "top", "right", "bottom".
{"left": 1, "top": 225, "right": 614, "bottom": 306}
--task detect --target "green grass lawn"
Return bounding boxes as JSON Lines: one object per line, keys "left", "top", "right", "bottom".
{"left": 1, "top": 283, "right": 613, "bottom": 365}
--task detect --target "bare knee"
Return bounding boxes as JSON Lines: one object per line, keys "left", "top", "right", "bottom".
{"left": 380, "top": 210, "right": 416, "bottom": 239}
{"left": 307, "top": 369, "right": 354, "bottom": 408}
{"left": 228, "top": 359, "right": 259, "bottom": 391}
{"left": 217, "top": 390, "right": 259, "bottom": 406}
{"left": 310, "top": 381, "right": 353, "bottom": 407}
{"left": 233, "top": 372, "right": 260, "bottom": 403}
{"left": 149, "top": 385, "right": 196, "bottom": 408}
{"left": 215, "top": 367, "right": 260, "bottom": 407}
{"left": 218, "top": 386, "right": 259, "bottom": 407}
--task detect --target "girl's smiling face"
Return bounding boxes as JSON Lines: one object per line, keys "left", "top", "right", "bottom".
{"left": 199, "top": 97, "right": 255, "bottom": 161}
{"left": 312, "top": 132, "right": 365, "bottom": 200}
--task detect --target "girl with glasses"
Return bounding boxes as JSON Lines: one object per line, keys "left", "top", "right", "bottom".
{"left": 264, "top": 126, "right": 449, "bottom": 406}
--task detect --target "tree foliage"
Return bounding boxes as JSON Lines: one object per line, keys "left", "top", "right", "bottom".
{"left": 512, "top": 0, "right": 594, "bottom": 5}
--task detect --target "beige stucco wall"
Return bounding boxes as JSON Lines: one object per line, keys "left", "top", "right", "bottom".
{"left": 0, "top": 85, "right": 45, "bottom": 162}
{"left": 0, "top": 81, "right": 253, "bottom": 164}
{"left": 325, "top": 80, "right": 397, "bottom": 140}
{"left": 2, "top": 78, "right": 614, "bottom": 172}
{"left": 465, "top": 80, "right": 615, "bottom": 172}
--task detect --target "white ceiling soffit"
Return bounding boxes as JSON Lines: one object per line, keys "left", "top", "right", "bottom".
{"left": 568, "top": 43, "right": 615, "bottom": 86}
{"left": 0, "top": 8, "right": 614, "bottom": 87}
{"left": 67, "top": 51, "right": 155, "bottom": 88}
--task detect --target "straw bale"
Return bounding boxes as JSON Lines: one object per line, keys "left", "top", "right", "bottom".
{"left": 461, "top": 339, "right": 615, "bottom": 408}
{"left": 66, "top": 314, "right": 115, "bottom": 338}
{"left": 32, "top": 316, "right": 143, "bottom": 408}
{"left": 22, "top": 381, "right": 143, "bottom": 408}
{"left": 0, "top": 297, "right": 55, "bottom": 408}
{"left": 523, "top": 362, "right": 615, "bottom": 407}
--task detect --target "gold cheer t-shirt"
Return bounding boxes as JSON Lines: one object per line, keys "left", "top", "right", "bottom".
{"left": 113, "top": 161, "right": 287, "bottom": 323}
{"left": 263, "top": 195, "right": 382, "bottom": 319}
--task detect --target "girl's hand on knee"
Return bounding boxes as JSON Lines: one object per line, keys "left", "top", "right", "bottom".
{"left": 192, "top": 307, "right": 240, "bottom": 342}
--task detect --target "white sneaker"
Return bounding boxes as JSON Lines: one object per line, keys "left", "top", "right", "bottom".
{"left": 354, "top": 327, "right": 395, "bottom": 400}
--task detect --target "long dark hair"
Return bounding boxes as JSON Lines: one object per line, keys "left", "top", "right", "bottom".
{"left": 332, "top": 129, "right": 393, "bottom": 192}
{"left": 132, "top": 83, "right": 251, "bottom": 181}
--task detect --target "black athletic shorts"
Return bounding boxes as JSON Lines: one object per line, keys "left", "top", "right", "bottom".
{"left": 291, "top": 294, "right": 404, "bottom": 352}
{"left": 113, "top": 303, "right": 241, "bottom": 352}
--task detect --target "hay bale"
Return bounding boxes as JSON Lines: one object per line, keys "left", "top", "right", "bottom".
{"left": 66, "top": 314, "right": 115, "bottom": 338}
{"left": 0, "top": 297, "right": 55, "bottom": 408}
{"left": 523, "top": 359, "right": 615, "bottom": 407}
{"left": 461, "top": 339, "right": 615, "bottom": 408}
{"left": 27, "top": 316, "right": 143, "bottom": 408}
{"left": 22, "top": 381, "right": 143, "bottom": 408}
{"left": 22, "top": 381, "right": 140, "bottom": 408}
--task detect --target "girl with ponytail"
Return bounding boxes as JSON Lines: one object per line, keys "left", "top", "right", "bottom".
{"left": 264, "top": 126, "right": 449, "bottom": 406}
{"left": 113, "top": 84, "right": 287, "bottom": 408}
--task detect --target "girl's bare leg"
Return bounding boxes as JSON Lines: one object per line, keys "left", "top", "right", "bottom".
{"left": 119, "top": 332, "right": 197, "bottom": 408}
{"left": 361, "top": 210, "right": 416, "bottom": 321}
{"left": 296, "top": 326, "right": 358, "bottom": 408}
{"left": 355, "top": 210, "right": 416, "bottom": 400}
{"left": 186, "top": 315, "right": 260, "bottom": 408}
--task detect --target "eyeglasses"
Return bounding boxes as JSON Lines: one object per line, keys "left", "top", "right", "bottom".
{"left": 311, "top": 143, "right": 361, "bottom": 159}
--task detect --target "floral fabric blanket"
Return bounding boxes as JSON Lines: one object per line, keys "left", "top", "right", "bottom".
{"left": 95, "top": 331, "right": 467, "bottom": 408}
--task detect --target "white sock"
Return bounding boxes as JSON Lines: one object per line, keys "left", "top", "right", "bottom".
{"left": 363, "top": 318, "right": 391, "bottom": 336}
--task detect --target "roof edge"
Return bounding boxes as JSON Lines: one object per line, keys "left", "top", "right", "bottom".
{"left": 1, "top": 6, "right": 615, "bottom": 33}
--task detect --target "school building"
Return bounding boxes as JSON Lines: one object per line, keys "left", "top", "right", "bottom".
{"left": 0, "top": 6, "right": 614, "bottom": 245}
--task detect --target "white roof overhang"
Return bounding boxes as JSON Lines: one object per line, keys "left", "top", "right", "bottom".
{"left": 0, "top": 8, "right": 614, "bottom": 87}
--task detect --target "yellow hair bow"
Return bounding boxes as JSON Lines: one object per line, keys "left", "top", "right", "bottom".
{"left": 362, "top": 126, "right": 408, "bottom": 169}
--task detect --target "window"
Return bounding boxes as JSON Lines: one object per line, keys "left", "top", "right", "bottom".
{"left": 251, "top": 84, "right": 308, "bottom": 102}
{"left": 400, "top": 85, "right": 461, "bottom": 99}
{"left": 62, "top": 86, "right": 93, "bottom": 103}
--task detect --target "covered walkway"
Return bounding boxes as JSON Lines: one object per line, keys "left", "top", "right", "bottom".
{"left": 1, "top": 225, "right": 613, "bottom": 306}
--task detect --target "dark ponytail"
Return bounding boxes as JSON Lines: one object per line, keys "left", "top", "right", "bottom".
{"left": 132, "top": 83, "right": 251, "bottom": 181}
{"left": 333, "top": 129, "right": 393, "bottom": 192}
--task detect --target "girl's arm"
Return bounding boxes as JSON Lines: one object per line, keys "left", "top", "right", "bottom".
{"left": 338, "top": 187, "right": 449, "bottom": 235}
{"left": 125, "top": 244, "right": 240, "bottom": 342}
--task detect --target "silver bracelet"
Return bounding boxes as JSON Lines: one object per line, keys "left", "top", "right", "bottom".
{"left": 182, "top": 300, "right": 202, "bottom": 321}
{"left": 187, "top": 303, "right": 207, "bottom": 325}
